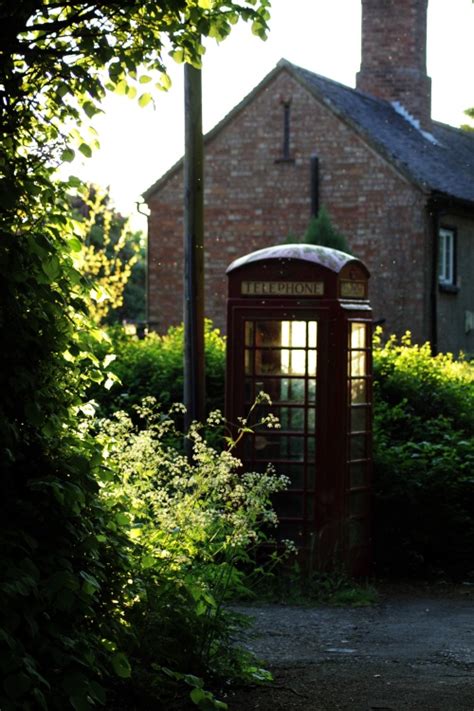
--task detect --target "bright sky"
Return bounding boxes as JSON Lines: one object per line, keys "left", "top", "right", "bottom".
{"left": 64, "top": 0, "right": 474, "bottom": 226}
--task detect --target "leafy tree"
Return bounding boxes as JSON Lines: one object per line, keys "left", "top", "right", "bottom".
{"left": 461, "top": 106, "right": 474, "bottom": 131}
{"left": 73, "top": 185, "right": 145, "bottom": 325}
{"left": 0, "top": 1, "right": 270, "bottom": 707}
{"left": 302, "top": 206, "right": 351, "bottom": 252}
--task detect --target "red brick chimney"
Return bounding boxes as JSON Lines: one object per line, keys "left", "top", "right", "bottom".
{"left": 356, "top": 0, "right": 432, "bottom": 129}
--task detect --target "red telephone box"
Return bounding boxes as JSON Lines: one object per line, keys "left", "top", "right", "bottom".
{"left": 225, "top": 244, "right": 372, "bottom": 576}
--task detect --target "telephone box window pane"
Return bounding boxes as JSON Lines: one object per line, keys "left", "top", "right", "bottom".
{"left": 308, "top": 321, "right": 318, "bottom": 348}
{"left": 350, "top": 322, "right": 367, "bottom": 349}
{"left": 256, "top": 349, "right": 282, "bottom": 375}
{"left": 307, "top": 436, "right": 316, "bottom": 458}
{"left": 351, "top": 406, "right": 367, "bottom": 432}
{"left": 245, "top": 321, "right": 254, "bottom": 346}
{"left": 274, "top": 462, "right": 305, "bottom": 488}
{"left": 307, "top": 350, "right": 317, "bottom": 376}
{"left": 279, "top": 378, "right": 306, "bottom": 403}
{"left": 278, "top": 407, "right": 305, "bottom": 431}
{"left": 282, "top": 320, "right": 307, "bottom": 348}
{"left": 350, "top": 462, "right": 367, "bottom": 488}
{"left": 350, "top": 350, "right": 366, "bottom": 377}
{"left": 256, "top": 321, "right": 282, "bottom": 347}
{"left": 274, "top": 492, "right": 304, "bottom": 518}
{"left": 253, "top": 435, "right": 305, "bottom": 460}
{"left": 308, "top": 408, "right": 316, "bottom": 431}
{"left": 308, "top": 379, "right": 317, "bottom": 402}
{"left": 350, "top": 433, "right": 366, "bottom": 459}
{"left": 244, "top": 349, "right": 253, "bottom": 375}
{"left": 276, "top": 522, "right": 304, "bottom": 543}
{"left": 244, "top": 379, "right": 253, "bottom": 402}
{"left": 350, "top": 491, "right": 369, "bottom": 516}
{"left": 281, "top": 349, "right": 306, "bottom": 375}
{"left": 348, "top": 518, "right": 370, "bottom": 548}
{"left": 350, "top": 378, "right": 367, "bottom": 404}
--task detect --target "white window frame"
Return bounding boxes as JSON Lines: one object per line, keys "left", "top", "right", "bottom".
{"left": 438, "top": 227, "right": 455, "bottom": 286}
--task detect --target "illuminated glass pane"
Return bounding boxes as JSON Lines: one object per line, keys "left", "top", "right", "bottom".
{"left": 307, "top": 350, "right": 317, "bottom": 376}
{"left": 282, "top": 321, "right": 307, "bottom": 348}
{"left": 350, "top": 322, "right": 367, "bottom": 349}
{"left": 350, "top": 350, "right": 366, "bottom": 377}
{"left": 308, "top": 380, "right": 317, "bottom": 402}
{"left": 245, "top": 321, "right": 254, "bottom": 346}
{"left": 350, "top": 434, "right": 366, "bottom": 459}
{"left": 281, "top": 348, "right": 306, "bottom": 375}
{"left": 351, "top": 407, "right": 367, "bottom": 432}
{"left": 308, "top": 408, "right": 316, "bottom": 430}
{"left": 308, "top": 321, "right": 318, "bottom": 348}
{"left": 350, "top": 462, "right": 367, "bottom": 488}
{"left": 349, "top": 378, "right": 367, "bottom": 404}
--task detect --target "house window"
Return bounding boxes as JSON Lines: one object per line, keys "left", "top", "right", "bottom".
{"left": 438, "top": 227, "right": 456, "bottom": 286}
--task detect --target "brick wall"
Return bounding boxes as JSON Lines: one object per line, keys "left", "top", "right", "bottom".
{"left": 147, "top": 67, "right": 430, "bottom": 341}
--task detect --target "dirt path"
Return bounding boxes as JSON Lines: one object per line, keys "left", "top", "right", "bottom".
{"left": 224, "top": 587, "right": 474, "bottom": 710}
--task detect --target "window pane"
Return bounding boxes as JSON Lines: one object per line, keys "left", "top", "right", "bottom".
{"left": 350, "top": 461, "right": 367, "bottom": 488}
{"left": 245, "top": 321, "right": 254, "bottom": 346}
{"left": 256, "top": 321, "right": 282, "bottom": 347}
{"left": 277, "top": 407, "right": 305, "bottom": 431}
{"left": 349, "top": 491, "right": 370, "bottom": 516}
{"left": 255, "top": 349, "right": 281, "bottom": 375}
{"left": 244, "top": 349, "right": 253, "bottom": 375}
{"left": 281, "top": 348, "right": 307, "bottom": 375}
{"left": 349, "top": 378, "right": 367, "bottom": 404}
{"left": 350, "top": 350, "right": 366, "bottom": 377}
{"left": 351, "top": 406, "right": 367, "bottom": 432}
{"left": 308, "top": 321, "right": 318, "bottom": 348}
{"left": 274, "top": 492, "right": 304, "bottom": 518}
{"left": 350, "top": 433, "right": 366, "bottom": 459}
{"left": 350, "top": 323, "right": 367, "bottom": 349}
{"left": 307, "top": 350, "right": 317, "bottom": 376}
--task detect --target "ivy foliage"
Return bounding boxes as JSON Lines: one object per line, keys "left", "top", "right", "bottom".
{"left": 0, "top": 1, "right": 270, "bottom": 708}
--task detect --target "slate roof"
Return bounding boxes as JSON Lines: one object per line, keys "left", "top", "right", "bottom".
{"left": 144, "top": 59, "right": 474, "bottom": 206}
{"left": 288, "top": 61, "right": 474, "bottom": 206}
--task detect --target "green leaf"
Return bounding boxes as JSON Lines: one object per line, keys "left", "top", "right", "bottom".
{"left": 139, "top": 75, "right": 152, "bottom": 83}
{"left": 198, "top": 0, "right": 213, "bottom": 7}
{"left": 78, "top": 143, "right": 93, "bottom": 158}
{"left": 111, "top": 652, "right": 132, "bottom": 679}
{"left": 138, "top": 93, "right": 152, "bottom": 108}
{"left": 61, "top": 148, "right": 75, "bottom": 162}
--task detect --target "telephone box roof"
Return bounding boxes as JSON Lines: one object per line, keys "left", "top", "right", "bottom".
{"left": 227, "top": 244, "right": 367, "bottom": 275}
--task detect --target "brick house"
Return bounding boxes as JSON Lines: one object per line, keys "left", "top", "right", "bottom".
{"left": 144, "top": 0, "right": 474, "bottom": 354}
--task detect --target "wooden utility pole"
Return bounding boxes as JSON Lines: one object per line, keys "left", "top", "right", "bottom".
{"left": 183, "top": 62, "right": 205, "bottom": 440}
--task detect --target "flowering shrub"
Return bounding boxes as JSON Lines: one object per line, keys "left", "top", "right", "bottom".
{"left": 93, "top": 398, "right": 289, "bottom": 707}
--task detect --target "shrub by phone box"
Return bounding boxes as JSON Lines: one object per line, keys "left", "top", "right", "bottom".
{"left": 94, "top": 398, "right": 289, "bottom": 707}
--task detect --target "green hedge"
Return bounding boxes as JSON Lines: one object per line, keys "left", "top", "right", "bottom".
{"left": 88, "top": 321, "right": 226, "bottom": 419}
{"left": 372, "top": 332, "right": 474, "bottom": 578}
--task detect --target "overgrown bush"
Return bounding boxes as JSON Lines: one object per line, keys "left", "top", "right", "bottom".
{"left": 89, "top": 321, "right": 226, "bottom": 419}
{"left": 373, "top": 332, "right": 474, "bottom": 578}
{"left": 93, "top": 399, "right": 288, "bottom": 708}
